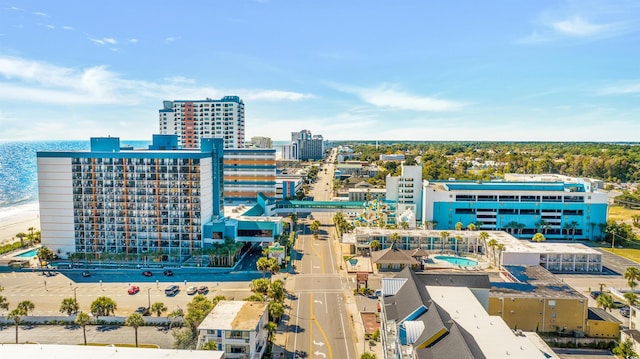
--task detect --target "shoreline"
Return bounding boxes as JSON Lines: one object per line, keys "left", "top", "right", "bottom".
{"left": 0, "top": 201, "right": 41, "bottom": 245}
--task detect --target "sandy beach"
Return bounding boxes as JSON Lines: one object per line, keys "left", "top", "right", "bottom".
{"left": 0, "top": 202, "right": 41, "bottom": 245}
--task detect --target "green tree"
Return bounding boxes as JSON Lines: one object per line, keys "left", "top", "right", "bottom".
{"left": 151, "top": 302, "right": 168, "bottom": 317}
{"left": 75, "top": 312, "right": 92, "bottom": 345}
{"left": 268, "top": 280, "right": 286, "bottom": 302}
{"left": 168, "top": 308, "right": 184, "bottom": 329}
{"left": 251, "top": 278, "right": 270, "bottom": 296}
{"left": 125, "top": 312, "right": 145, "bottom": 347}
{"left": 257, "top": 257, "right": 270, "bottom": 278}
{"left": 467, "top": 223, "right": 477, "bottom": 231}
{"left": 495, "top": 243, "right": 506, "bottom": 268}
{"left": 439, "top": 231, "right": 449, "bottom": 253}
{"left": 37, "top": 246, "right": 56, "bottom": 264}
{"left": 612, "top": 338, "right": 636, "bottom": 358}
{"left": 17, "top": 300, "right": 34, "bottom": 315}
{"left": 487, "top": 239, "right": 498, "bottom": 266}
{"left": 269, "top": 301, "right": 285, "bottom": 323}
{"left": 59, "top": 297, "right": 79, "bottom": 316}
{"left": 532, "top": 233, "right": 546, "bottom": 243}
{"left": 200, "top": 341, "right": 219, "bottom": 350}
{"left": 264, "top": 321, "right": 277, "bottom": 343}
{"left": 369, "top": 239, "right": 380, "bottom": 252}
{"left": 90, "top": 296, "right": 117, "bottom": 317}
{"left": 596, "top": 293, "right": 615, "bottom": 312}
{"left": 0, "top": 284, "right": 8, "bottom": 312}
{"left": 8, "top": 307, "right": 26, "bottom": 343}
{"left": 624, "top": 267, "right": 640, "bottom": 290}
{"left": 15, "top": 232, "right": 27, "bottom": 247}
{"left": 310, "top": 220, "right": 321, "bottom": 235}
{"left": 245, "top": 293, "right": 266, "bottom": 302}
{"left": 390, "top": 232, "right": 401, "bottom": 249}
{"left": 454, "top": 222, "right": 463, "bottom": 231}
{"left": 360, "top": 353, "right": 378, "bottom": 359}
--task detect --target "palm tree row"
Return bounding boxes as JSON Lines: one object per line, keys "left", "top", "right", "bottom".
{"left": 245, "top": 276, "right": 286, "bottom": 353}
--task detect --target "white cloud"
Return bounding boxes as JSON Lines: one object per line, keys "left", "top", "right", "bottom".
{"left": 516, "top": 31, "right": 553, "bottom": 44}
{"left": 129, "top": 38, "right": 138, "bottom": 43}
{"left": 551, "top": 16, "right": 609, "bottom": 37}
{"left": 88, "top": 38, "right": 106, "bottom": 45}
{"left": 597, "top": 81, "right": 640, "bottom": 96}
{"left": 104, "top": 38, "right": 117, "bottom": 45}
{"left": 0, "top": 56, "right": 313, "bottom": 106}
{"left": 333, "top": 83, "right": 465, "bottom": 112}
{"left": 33, "top": 11, "right": 49, "bottom": 17}
{"left": 46, "top": 24, "right": 55, "bottom": 29}
{"left": 165, "top": 37, "right": 178, "bottom": 43}
{"left": 9, "top": 6, "right": 24, "bottom": 11}
{"left": 63, "top": 26, "right": 74, "bottom": 31}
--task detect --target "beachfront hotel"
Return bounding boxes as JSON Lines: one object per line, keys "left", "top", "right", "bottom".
{"left": 159, "top": 96, "right": 245, "bottom": 149}
{"left": 422, "top": 176, "right": 608, "bottom": 240}
{"left": 36, "top": 135, "right": 227, "bottom": 261}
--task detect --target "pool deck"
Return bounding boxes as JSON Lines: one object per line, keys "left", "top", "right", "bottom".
{"left": 425, "top": 253, "right": 490, "bottom": 271}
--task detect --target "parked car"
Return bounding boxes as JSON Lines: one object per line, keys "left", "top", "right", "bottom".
{"left": 620, "top": 306, "right": 630, "bottom": 317}
{"left": 81, "top": 271, "right": 91, "bottom": 277}
{"left": 135, "top": 306, "right": 150, "bottom": 316}
{"left": 163, "top": 270, "right": 174, "bottom": 277}
{"left": 142, "top": 271, "right": 153, "bottom": 277}
{"left": 165, "top": 285, "right": 179, "bottom": 296}
{"left": 128, "top": 285, "right": 140, "bottom": 295}
{"left": 186, "top": 286, "right": 198, "bottom": 295}
{"left": 197, "top": 286, "right": 209, "bottom": 294}
{"left": 590, "top": 291, "right": 602, "bottom": 299}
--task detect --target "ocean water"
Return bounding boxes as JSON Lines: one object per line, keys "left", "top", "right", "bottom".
{"left": 0, "top": 139, "right": 288, "bottom": 211}
{"left": 0, "top": 140, "right": 151, "bottom": 208}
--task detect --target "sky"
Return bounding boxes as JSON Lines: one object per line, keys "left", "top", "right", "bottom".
{"left": 1, "top": 0, "right": 639, "bottom": 142}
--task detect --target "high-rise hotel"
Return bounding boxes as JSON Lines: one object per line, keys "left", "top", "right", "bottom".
{"left": 37, "top": 135, "right": 225, "bottom": 261}
{"left": 159, "top": 96, "right": 245, "bottom": 149}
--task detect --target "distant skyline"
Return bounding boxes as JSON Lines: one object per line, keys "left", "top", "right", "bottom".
{"left": 1, "top": 0, "right": 639, "bottom": 142}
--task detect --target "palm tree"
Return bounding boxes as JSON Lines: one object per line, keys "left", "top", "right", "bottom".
{"left": 269, "top": 301, "right": 285, "bottom": 323}
{"left": 495, "top": 243, "right": 506, "bottom": 268}
{"left": 479, "top": 231, "right": 489, "bottom": 255}
{"left": 454, "top": 222, "right": 464, "bottom": 231}
{"left": 532, "top": 233, "right": 546, "bottom": 243}
{"left": 0, "top": 284, "right": 9, "bottom": 312}
{"left": 264, "top": 321, "right": 278, "bottom": 343}
{"left": 75, "top": 312, "right": 92, "bottom": 345}
{"left": 624, "top": 267, "right": 640, "bottom": 290}
{"left": 360, "top": 353, "right": 378, "bottom": 359}
{"left": 17, "top": 300, "right": 34, "bottom": 315}
{"left": 516, "top": 223, "right": 525, "bottom": 238}
{"left": 596, "top": 293, "right": 615, "bottom": 312}
{"left": 60, "top": 298, "right": 79, "bottom": 316}
{"left": 151, "top": 302, "right": 168, "bottom": 317}
{"left": 125, "top": 312, "right": 145, "bottom": 347}
{"left": 8, "top": 307, "right": 26, "bottom": 343}
{"left": 15, "top": 232, "right": 27, "bottom": 247}
{"left": 256, "top": 257, "right": 270, "bottom": 278}
{"left": 487, "top": 239, "right": 498, "bottom": 266}
{"left": 310, "top": 220, "right": 321, "bottom": 235}
{"left": 389, "top": 232, "right": 400, "bottom": 249}
{"left": 439, "top": 231, "right": 449, "bottom": 253}
{"left": 467, "top": 223, "right": 477, "bottom": 231}
{"left": 90, "top": 296, "right": 117, "bottom": 317}
{"left": 369, "top": 239, "right": 380, "bottom": 252}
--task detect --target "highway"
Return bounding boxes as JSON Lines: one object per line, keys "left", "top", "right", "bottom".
{"left": 287, "top": 150, "right": 357, "bottom": 359}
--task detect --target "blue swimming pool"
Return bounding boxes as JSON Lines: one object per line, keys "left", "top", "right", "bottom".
{"left": 15, "top": 248, "right": 39, "bottom": 258}
{"left": 433, "top": 255, "right": 478, "bottom": 267}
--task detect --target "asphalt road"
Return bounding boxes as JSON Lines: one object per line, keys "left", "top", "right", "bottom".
{"left": 286, "top": 159, "right": 358, "bottom": 359}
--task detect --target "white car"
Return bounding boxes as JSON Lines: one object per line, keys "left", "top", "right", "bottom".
{"left": 186, "top": 286, "right": 198, "bottom": 295}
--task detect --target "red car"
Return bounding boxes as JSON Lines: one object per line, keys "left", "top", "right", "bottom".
{"left": 128, "top": 285, "right": 140, "bottom": 295}
{"left": 142, "top": 271, "right": 153, "bottom": 277}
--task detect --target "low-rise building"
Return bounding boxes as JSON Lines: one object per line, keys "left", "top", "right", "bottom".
{"left": 380, "top": 268, "right": 556, "bottom": 359}
{"left": 197, "top": 300, "right": 269, "bottom": 359}
{"left": 489, "top": 265, "right": 589, "bottom": 333}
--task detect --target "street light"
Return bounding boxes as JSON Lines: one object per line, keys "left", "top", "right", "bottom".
{"left": 147, "top": 288, "right": 151, "bottom": 309}
{"left": 73, "top": 287, "right": 78, "bottom": 302}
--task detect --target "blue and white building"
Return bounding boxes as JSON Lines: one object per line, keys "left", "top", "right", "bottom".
{"left": 422, "top": 178, "right": 608, "bottom": 240}
{"left": 37, "top": 135, "right": 282, "bottom": 261}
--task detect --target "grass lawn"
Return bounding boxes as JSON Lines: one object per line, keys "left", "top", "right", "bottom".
{"left": 608, "top": 206, "right": 640, "bottom": 222}
{"left": 602, "top": 247, "right": 640, "bottom": 264}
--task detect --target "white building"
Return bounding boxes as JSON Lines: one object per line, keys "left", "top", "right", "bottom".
{"left": 386, "top": 165, "right": 423, "bottom": 225}
{"left": 0, "top": 344, "right": 224, "bottom": 359}
{"left": 159, "top": 96, "right": 245, "bottom": 149}
{"left": 197, "top": 300, "right": 269, "bottom": 359}
{"left": 249, "top": 136, "right": 272, "bottom": 149}
{"left": 279, "top": 143, "right": 297, "bottom": 160}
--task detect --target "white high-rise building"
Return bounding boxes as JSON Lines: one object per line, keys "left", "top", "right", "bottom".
{"left": 386, "top": 164, "right": 423, "bottom": 226}
{"left": 159, "top": 96, "right": 245, "bottom": 149}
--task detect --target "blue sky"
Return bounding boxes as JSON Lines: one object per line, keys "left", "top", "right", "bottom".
{"left": 1, "top": 0, "right": 639, "bottom": 142}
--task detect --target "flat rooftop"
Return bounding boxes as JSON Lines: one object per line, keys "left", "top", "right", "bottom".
{"left": 491, "top": 232, "right": 601, "bottom": 255}
{"left": 199, "top": 300, "right": 267, "bottom": 331}
{"left": 0, "top": 344, "right": 223, "bottom": 359}
{"left": 491, "top": 265, "right": 585, "bottom": 299}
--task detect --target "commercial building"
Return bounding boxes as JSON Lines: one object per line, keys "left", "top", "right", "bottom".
{"left": 197, "top": 300, "right": 268, "bottom": 358}
{"left": 379, "top": 268, "right": 555, "bottom": 359}
{"left": 422, "top": 178, "right": 608, "bottom": 240}
{"left": 223, "top": 148, "right": 276, "bottom": 202}
{"left": 489, "top": 265, "right": 589, "bottom": 333}
{"left": 37, "top": 135, "right": 224, "bottom": 261}
{"left": 275, "top": 175, "right": 304, "bottom": 200}
{"left": 487, "top": 231, "right": 603, "bottom": 273}
{"left": 0, "top": 344, "right": 224, "bottom": 359}
{"left": 159, "top": 96, "right": 245, "bottom": 149}
{"left": 291, "top": 129, "right": 324, "bottom": 161}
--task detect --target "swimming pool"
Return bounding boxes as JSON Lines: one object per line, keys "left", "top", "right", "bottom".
{"left": 15, "top": 248, "right": 39, "bottom": 258}
{"left": 433, "top": 255, "right": 478, "bottom": 267}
